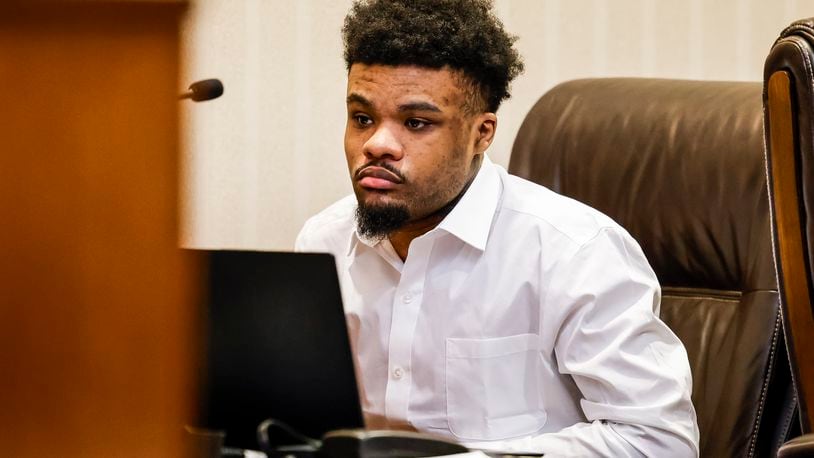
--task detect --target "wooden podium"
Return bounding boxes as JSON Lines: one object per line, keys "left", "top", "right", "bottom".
{"left": 0, "top": 2, "right": 202, "bottom": 456}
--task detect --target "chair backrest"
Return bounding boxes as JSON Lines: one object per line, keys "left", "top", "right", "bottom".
{"left": 510, "top": 78, "right": 796, "bottom": 457}
{"left": 765, "top": 18, "right": 814, "bottom": 435}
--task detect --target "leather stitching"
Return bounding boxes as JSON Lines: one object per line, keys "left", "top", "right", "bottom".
{"left": 791, "top": 38, "right": 814, "bottom": 99}
{"left": 776, "top": 391, "right": 797, "bottom": 451}
{"left": 748, "top": 310, "right": 782, "bottom": 457}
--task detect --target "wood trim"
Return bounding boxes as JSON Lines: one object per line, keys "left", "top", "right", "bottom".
{"left": 0, "top": 4, "right": 200, "bottom": 456}
{"left": 768, "top": 70, "right": 814, "bottom": 433}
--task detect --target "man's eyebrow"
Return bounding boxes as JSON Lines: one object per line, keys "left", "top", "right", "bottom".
{"left": 346, "top": 93, "right": 372, "bottom": 107}
{"left": 346, "top": 94, "right": 442, "bottom": 113}
{"left": 398, "top": 101, "right": 442, "bottom": 113}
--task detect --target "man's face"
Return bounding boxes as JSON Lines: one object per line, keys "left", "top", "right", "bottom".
{"left": 345, "top": 63, "right": 494, "bottom": 237}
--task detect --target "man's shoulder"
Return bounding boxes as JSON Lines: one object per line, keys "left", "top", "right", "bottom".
{"left": 295, "top": 194, "right": 357, "bottom": 253}
{"left": 498, "top": 170, "right": 623, "bottom": 248}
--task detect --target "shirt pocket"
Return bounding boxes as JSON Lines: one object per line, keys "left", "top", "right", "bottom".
{"left": 445, "top": 333, "right": 547, "bottom": 441}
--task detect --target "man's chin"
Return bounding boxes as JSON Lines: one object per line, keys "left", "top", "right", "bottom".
{"left": 354, "top": 199, "right": 411, "bottom": 240}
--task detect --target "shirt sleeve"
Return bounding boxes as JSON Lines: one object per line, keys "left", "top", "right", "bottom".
{"left": 294, "top": 195, "right": 356, "bottom": 254}
{"left": 294, "top": 214, "right": 327, "bottom": 253}
{"left": 496, "top": 227, "right": 699, "bottom": 457}
{"left": 293, "top": 219, "right": 311, "bottom": 252}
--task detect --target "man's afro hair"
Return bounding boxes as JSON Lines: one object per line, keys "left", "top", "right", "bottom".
{"left": 342, "top": 0, "right": 524, "bottom": 113}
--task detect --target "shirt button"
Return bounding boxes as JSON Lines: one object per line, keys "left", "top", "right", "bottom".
{"left": 393, "top": 367, "right": 404, "bottom": 379}
{"left": 403, "top": 293, "right": 412, "bottom": 304}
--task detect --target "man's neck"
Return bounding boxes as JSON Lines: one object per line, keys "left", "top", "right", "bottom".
{"left": 388, "top": 160, "right": 482, "bottom": 261}
{"left": 388, "top": 215, "right": 445, "bottom": 261}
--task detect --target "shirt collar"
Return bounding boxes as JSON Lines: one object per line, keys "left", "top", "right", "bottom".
{"left": 346, "top": 154, "right": 501, "bottom": 255}
{"left": 436, "top": 154, "right": 501, "bottom": 251}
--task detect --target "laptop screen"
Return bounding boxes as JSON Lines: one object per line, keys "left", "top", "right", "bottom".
{"left": 197, "top": 250, "right": 364, "bottom": 449}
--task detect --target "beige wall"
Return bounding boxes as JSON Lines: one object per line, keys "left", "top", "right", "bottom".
{"left": 180, "top": 0, "right": 811, "bottom": 251}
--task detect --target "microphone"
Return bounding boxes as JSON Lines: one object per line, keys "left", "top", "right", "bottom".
{"left": 179, "top": 79, "right": 224, "bottom": 102}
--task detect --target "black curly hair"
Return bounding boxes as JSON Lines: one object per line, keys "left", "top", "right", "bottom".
{"left": 342, "top": 0, "right": 524, "bottom": 113}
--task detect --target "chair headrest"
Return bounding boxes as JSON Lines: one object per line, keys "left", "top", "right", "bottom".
{"left": 509, "top": 78, "right": 773, "bottom": 291}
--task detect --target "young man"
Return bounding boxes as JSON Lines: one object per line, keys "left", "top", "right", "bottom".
{"left": 296, "top": 1, "right": 699, "bottom": 455}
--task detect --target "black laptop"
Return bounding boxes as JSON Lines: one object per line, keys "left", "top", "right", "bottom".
{"left": 196, "top": 250, "right": 365, "bottom": 450}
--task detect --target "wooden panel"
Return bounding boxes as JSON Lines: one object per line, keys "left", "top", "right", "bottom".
{"left": 768, "top": 70, "right": 814, "bottom": 433}
{"left": 0, "top": 3, "right": 202, "bottom": 456}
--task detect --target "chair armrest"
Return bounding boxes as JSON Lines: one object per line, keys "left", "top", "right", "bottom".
{"left": 779, "top": 434, "right": 814, "bottom": 457}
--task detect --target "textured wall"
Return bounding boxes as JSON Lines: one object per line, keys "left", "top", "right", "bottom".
{"left": 181, "top": 0, "right": 811, "bottom": 250}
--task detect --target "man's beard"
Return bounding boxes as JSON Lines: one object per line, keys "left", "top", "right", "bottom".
{"left": 352, "top": 152, "right": 479, "bottom": 241}
{"left": 355, "top": 201, "right": 410, "bottom": 240}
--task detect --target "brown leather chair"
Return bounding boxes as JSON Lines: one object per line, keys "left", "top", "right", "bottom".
{"left": 510, "top": 78, "right": 797, "bottom": 457}
{"left": 765, "top": 18, "right": 814, "bottom": 457}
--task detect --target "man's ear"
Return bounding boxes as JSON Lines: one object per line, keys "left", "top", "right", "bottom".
{"left": 473, "top": 113, "right": 497, "bottom": 154}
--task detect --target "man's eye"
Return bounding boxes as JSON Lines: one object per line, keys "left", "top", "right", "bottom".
{"left": 405, "top": 118, "right": 429, "bottom": 130}
{"left": 354, "top": 114, "right": 373, "bottom": 126}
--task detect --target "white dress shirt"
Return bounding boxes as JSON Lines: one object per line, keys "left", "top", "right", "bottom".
{"left": 295, "top": 156, "right": 699, "bottom": 457}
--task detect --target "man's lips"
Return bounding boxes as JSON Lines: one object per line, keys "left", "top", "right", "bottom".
{"left": 356, "top": 166, "right": 403, "bottom": 190}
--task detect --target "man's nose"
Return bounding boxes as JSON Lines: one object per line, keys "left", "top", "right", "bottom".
{"left": 363, "top": 124, "right": 403, "bottom": 160}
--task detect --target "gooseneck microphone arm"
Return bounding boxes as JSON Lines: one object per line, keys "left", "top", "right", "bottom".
{"left": 179, "top": 78, "right": 224, "bottom": 102}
